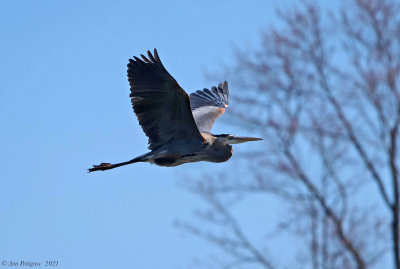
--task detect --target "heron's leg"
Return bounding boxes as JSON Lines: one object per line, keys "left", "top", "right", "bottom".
{"left": 88, "top": 155, "right": 146, "bottom": 172}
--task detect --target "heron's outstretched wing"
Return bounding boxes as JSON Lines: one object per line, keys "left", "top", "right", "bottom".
{"left": 190, "top": 81, "right": 229, "bottom": 132}
{"left": 128, "top": 49, "right": 203, "bottom": 150}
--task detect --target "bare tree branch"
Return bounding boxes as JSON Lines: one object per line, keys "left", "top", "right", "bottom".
{"left": 180, "top": 1, "right": 400, "bottom": 268}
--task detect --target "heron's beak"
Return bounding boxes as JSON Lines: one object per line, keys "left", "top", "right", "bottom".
{"left": 227, "top": 136, "right": 263, "bottom": 144}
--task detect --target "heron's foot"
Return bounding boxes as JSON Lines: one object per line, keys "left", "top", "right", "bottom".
{"left": 88, "top": 162, "right": 112, "bottom": 172}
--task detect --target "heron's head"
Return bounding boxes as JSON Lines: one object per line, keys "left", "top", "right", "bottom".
{"left": 215, "top": 134, "right": 263, "bottom": 145}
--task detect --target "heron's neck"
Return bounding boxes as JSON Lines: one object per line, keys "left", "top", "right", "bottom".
{"left": 201, "top": 132, "right": 217, "bottom": 144}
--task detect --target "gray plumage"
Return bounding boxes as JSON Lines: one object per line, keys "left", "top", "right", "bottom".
{"left": 190, "top": 81, "right": 229, "bottom": 132}
{"left": 88, "top": 49, "right": 261, "bottom": 172}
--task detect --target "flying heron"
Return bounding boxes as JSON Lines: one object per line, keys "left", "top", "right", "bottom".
{"left": 88, "top": 49, "right": 262, "bottom": 172}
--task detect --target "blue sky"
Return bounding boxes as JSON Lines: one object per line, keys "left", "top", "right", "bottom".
{"left": 0, "top": 1, "right": 295, "bottom": 268}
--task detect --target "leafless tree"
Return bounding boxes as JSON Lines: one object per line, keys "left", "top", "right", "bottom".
{"left": 177, "top": 0, "right": 400, "bottom": 268}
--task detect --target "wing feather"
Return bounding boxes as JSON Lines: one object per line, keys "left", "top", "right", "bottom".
{"left": 128, "top": 49, "right": 203, "bottom": 150}
{"left": 190, "top": 81, "right": 229, "bottom": 132}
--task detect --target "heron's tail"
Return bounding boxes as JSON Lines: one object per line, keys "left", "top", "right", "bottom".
{"left": 88, "top": 154, "right": 148, "bottom": 172}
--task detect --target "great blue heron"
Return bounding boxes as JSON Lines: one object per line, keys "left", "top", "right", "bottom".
{"left": 88, "top": 49, "right": 262, "bottom": 172}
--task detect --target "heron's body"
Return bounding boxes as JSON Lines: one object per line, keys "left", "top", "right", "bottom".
{"left": 89, "top": 49, "right": 260, "bottom": 172}
{"left": 145, "top": 132, "right": 233, "bottom": 167}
